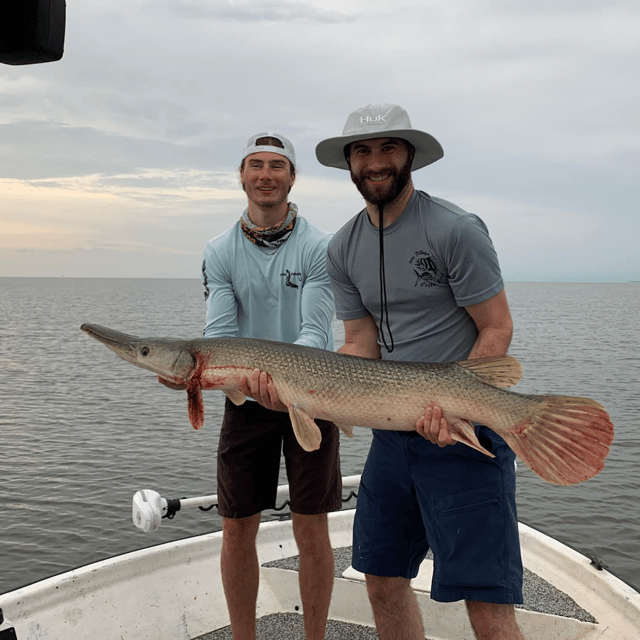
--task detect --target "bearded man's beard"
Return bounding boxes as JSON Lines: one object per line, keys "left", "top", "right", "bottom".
{"left": 350, "top": 154, "right": 413, "bottom": 207}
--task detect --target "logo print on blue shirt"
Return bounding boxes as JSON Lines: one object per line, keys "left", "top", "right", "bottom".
{"left": 282, "top": 269, "right": 302, "bottom": 289}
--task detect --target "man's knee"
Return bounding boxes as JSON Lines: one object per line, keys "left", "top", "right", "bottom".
{"left": 466, "top": 601, "right": 523, "bottom": 640}
{"left": 366, "top": 575, "right": 412, "bottom": 609}
{"left": 222, "top": 515, "right": 261, "bottom": 551}
{"left": 292, "top": 513, "right": 330, "bottom": 555}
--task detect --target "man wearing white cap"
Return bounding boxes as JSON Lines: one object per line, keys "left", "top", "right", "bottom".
{"left": 316, "top": 105, "right": 524, "bottom": 640}
{"left": 181, "top": 133, "right": 340, "bottom": 640}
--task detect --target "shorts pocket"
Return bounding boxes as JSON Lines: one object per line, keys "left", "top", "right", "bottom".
{"left": 432, "top": 483, "right": 506, "bottom": 588}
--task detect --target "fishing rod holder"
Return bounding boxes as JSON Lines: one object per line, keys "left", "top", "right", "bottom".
{"left": 131, "top": 475, "right": 362, "bottom": 533}
{"left": 132, "top": 490, "right": 217, "bottom": 533}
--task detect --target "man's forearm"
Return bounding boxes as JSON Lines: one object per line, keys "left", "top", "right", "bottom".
{"left": 467, "top": 326, "right": 513, "bottom": 359}
{"left": 464, "top": 289, "right": 514, "bottom": 359}
{"left": 338, "top": 341, "right": 380, "bottom": 358}
{"left": 338, "top": 315, "right": 382, "bottom": 359}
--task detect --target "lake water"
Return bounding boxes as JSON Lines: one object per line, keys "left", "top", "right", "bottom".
{"left": 0, "top": 278, "right": 638, "bottom": 595}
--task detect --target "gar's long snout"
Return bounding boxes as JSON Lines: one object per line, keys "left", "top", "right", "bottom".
{"left": 81, "top": 323, "right": 196, "bottom": 383}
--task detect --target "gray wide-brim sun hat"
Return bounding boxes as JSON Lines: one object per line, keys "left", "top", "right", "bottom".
{"left": 315, "top": 103, "right": 443, "bottom": 171}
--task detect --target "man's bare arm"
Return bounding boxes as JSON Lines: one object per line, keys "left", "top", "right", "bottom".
{"left": 417, "top": 289, "right": 513, "bottom": 447}
{"left": 339, "top": 315, "right": 381, "bottom": 359}
{"left": 465, "top": 288, "right": 513, "bottom": 359}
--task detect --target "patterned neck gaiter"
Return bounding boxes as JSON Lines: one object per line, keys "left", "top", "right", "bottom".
{"left": 240, "top": 202, "right": 298, "bottom": 249}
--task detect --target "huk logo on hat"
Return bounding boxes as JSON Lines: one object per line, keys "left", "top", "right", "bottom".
{"left": 361, "top": 115, "right": 387, "bottom": 125}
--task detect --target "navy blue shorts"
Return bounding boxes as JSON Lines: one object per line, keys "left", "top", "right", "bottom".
{"left": 352, "top": 427, "right": 523, "bottom": 604}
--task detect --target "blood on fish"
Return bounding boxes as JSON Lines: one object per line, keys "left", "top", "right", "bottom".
{"left": 186, "top": 381, "right": 204, "bottom": 430}
{"left": 199, "top": 365, "right": 251, "bottom": 390}
{"left": 200, "top": 375, "right": 231, "bottom": 390}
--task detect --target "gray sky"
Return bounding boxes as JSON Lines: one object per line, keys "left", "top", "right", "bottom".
{"left": 1, "top": 0, "right": 639, "bottom": 281}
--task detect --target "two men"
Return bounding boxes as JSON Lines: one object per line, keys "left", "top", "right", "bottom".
{"left": 181, "top": 109, "right": 523, "bottom": 640}
{"left": 316, "top": 104, "right": 525, "bottom": 640}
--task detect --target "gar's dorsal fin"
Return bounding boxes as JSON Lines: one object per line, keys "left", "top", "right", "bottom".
{"left": 456, "top": 355, "right": 522, "bottom": 389}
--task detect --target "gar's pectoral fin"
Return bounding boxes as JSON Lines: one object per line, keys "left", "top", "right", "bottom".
{"left": 288, "top": 403, "right": 322, "bottom": 452}
{"left": 449, "top": 419, "right": 495, "bottom": 458}
{"left": 224, "top": 389, "right": 247, "bottom": 406}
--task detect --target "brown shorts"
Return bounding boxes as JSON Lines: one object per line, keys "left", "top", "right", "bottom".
{"left": 216, "top": 398, "right": 342, "bottom": 519}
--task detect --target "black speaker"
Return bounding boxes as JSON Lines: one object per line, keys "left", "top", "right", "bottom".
{"left": 0, "top": 0, "right": 66, "bottom": 65}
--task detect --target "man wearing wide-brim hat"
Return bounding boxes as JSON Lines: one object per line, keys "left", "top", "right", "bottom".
{"left": 317, "top": 104, "right": 524, "bottom": 640}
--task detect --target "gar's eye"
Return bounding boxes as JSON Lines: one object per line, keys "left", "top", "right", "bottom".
{"left": 141, "top": 346, "right": 150, "bottom": 357}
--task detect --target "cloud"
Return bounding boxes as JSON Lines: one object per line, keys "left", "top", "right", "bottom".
{"left": 0, "top": 121, "right": 230, "bottom": 179}
{"left": 0, "top": 0, "right": 639, "bottom": 281}
{"left": 154, "top": 0, "right": 355, "bottom": 23}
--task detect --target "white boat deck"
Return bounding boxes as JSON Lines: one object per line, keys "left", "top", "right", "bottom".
{"left": 196, "top": 511, "right": 639, "bottom": 640}
{"left": 195, "top": 612, "right": 380, "bottom": 640}
{"left": 1, "top": 502, "right": 639, "bottom": 639}
{"left": 196, "top": 541, "right": 599, "bottom": 640}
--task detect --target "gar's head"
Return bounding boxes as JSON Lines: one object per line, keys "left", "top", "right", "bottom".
{"left": 80, "top": 324, "right": 195, "bottom": 384}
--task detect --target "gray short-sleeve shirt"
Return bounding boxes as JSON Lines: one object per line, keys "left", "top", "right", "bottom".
{"left": 327, "top": 190, "right": 504, "bottom": 363}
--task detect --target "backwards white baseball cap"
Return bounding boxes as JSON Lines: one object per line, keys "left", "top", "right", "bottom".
{"left": 315, "top": 104, "right": 443, "bottom": 171}
{"left": 242, "top": 131, "right": 296, "bottom": 168}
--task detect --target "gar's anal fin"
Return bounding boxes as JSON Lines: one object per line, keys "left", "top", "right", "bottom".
{"left": 449, "top": 419, "right": 495, "bottom": 458}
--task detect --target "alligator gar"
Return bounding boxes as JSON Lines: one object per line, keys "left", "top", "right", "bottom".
{"left": 80, "top": 323, "right": 614, "bottom": 486}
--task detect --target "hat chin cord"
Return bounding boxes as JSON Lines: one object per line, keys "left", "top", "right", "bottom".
{"left": 378, "top": 204, "right": 394, "bottom": 353}
{"left": 345, "top": 152, "right": 394, "bottom": 354}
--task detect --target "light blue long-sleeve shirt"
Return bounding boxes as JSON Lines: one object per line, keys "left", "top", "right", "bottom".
{"left": 201, "top": 215, "right": 335, "bottom": 350}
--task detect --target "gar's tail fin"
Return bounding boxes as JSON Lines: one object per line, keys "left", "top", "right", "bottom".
{"left": 502, "top": 396, "right": 614, "bottom": 485}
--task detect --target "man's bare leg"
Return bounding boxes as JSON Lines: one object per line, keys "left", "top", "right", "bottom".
{"left": 365, "top": 575, "right": 424, "bottom": 640}
{"left": 220, "top": 514, "right": 262, "bottom": 640}
{"left": 292, "top": 512, "right": 335, "bottom": 640}
{"left": 466, "top": 601, "right": 526, "bottom": 640}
